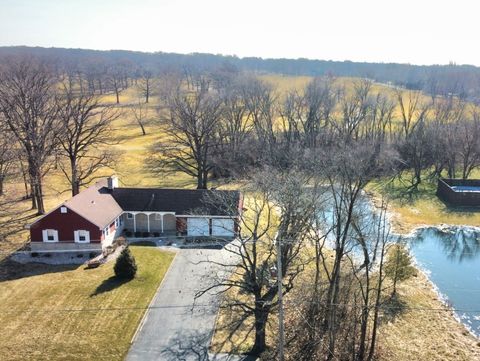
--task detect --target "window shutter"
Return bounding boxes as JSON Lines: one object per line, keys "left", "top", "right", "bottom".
{"left": 42, "top": 230, "right": 48, "bottom": 242}
{"left": 74, "top": 231, "right": 79, "bottom": 242}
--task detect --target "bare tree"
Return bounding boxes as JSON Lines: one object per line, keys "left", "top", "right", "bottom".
{"left": 396, "top": 89, "right": 430, "bottom": 138}
{"left": 149, "top": 88, "right": 222, "bottom": 189}
{"left": 0, "top": 58, "right": 60, "bottom": 214}
{"left": 457, "top": 109, "right": 480, "bottom": 179}
{"left": 106, "top": 63, "right": 127, "bottom": 104}
{"left": 137, "top": 68, "right": 155, "bottom": 103}
{"left": 395, "top": 119, "right": 434, "bottom": 193}
{"left": 130, "top": 99, "right": 149, "bottom": 136}
{"left": 280, "top": 76, "right": 337, "bottom": 148}
{"left": 197, "top": 169, "right": 318, "bottom": 356}
{"left": 334, "top": 79, "right": 372, "bottom": 140}
{"left": 0, "top": 125, "right": 16, "bottom": 195}
{"left": 239, "top": 77, "right": 278, "bottom": 162}
{"left": 56, "top": 89, "right": 119, "bottom": 196}
{"left": 211, "top": 82, "right": 253, "bottom": 176}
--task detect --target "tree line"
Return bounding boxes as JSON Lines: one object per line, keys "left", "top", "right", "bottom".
{"left": 2, "top": 46, "right": 480, "bottom": 102}
{"left": 0, "top": 57, "right": 119, "bottom": 214}
{"left": 153, "top": 72, "right": 480, "bottom": 195}
{"left": 0, "top": 54, "right": 478, "bottom": 359}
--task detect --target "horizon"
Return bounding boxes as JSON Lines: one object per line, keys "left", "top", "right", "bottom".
{"left": 1, "top": 45, "right": 477, "bottom": 69}
{"left": 1, "top": 0, "right": 479, "bottom": 67}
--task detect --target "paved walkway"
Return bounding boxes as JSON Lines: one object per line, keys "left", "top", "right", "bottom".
{"left": 127, "top": 246, "right": 252, "bottom": 361}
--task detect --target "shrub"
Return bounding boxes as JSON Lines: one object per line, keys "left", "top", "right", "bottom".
{"left": 125, "top": 231, "right": 132, "bottom": 237}
{"left": 134, "top": 231, "right": 141, "bottom": 238}
{"left": 31, "top": 252, "right": 38, "bottom": 258}
{"left": 89, "top": 252, "right": 97, "bottom": 259}
{"left": 114, "top": 247, "right": 137, "bottom": 280}
{"left": 385, "top": 244, "right": 417, "bottom": 297}
{"left": 142, "top": 232, "right": 150, "bottom": 238}
{"left": 153, "top": 232, "right": 160, "bottom": 237}
{"left": 115, "top": 236, "right": 127, "bottom": 246}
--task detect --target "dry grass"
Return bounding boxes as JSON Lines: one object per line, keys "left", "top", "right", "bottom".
{"left": 1, "top": 74, "right": 479, "bottom": 360}
{"left": 368, "top": 177, "right": 480, "bottom": 234}
{"left": 0, "top": 245, "right": 175, "bottom": 361}
{"left": 380, "top": 272, "right": 480, "bottom": 360}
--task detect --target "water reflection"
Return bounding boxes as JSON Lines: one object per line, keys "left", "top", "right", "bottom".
{"left": 410, "top": 227, "right": 480, "bottom": 263}
{"left": 406, "top": 226, "right": 480, "bottom": 337}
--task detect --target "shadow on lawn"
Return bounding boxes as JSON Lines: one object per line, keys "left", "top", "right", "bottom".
{"left": 0, "top": 257, "right": 79, "bottom": 282}
{"left": 90, "top": 275, "right": 130, "bottom": 296}
{"left": 381, "top": 294, "right": 408, "bottom": 323}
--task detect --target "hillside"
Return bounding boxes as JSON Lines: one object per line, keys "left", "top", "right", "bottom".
{"left": 1, "top": 46, "right": 480, "bottom": 101}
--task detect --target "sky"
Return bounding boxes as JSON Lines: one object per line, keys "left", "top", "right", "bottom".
{"left": 1, "top": 0, "right": 479, "bottom": 66}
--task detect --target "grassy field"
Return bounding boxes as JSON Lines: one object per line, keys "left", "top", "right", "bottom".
{"left": 0, "top": 245, "right": 175, "bottom": 361}
{"left": 1, "top": 74, "right": 479, "bottom": 360}
{"left": 368, "top": 176, "right": 480, "bottom": 234}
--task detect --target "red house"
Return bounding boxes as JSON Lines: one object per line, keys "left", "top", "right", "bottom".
{"left": 29, "top": 176, "right": 242, "bottom": 251}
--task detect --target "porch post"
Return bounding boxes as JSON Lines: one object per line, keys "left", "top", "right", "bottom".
{"left": 161, "top": 213, "right": 164, "bottom": 233}
{"left": 147, "top": 213, "right": 150, "bottom": 233}
{"left": 133, "top": 213, "right": 136, "bottom": 233}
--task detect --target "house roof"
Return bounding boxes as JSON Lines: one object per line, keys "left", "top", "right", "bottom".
{"left": 111, "top": 187, "right": 241, "bottom": 216}
{"left": 31, "top": 179, "right": 241, "bottom": 229}
{"left": 63, "top": 179, "right": 123, "bottom": 228}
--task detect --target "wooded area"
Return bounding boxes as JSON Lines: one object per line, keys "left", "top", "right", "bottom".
{"left": 1, "top": 50, "right": 480, "bottom": 360}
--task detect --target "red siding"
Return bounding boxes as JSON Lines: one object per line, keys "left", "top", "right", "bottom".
{"left": 30, "top": 206, "right": 102, "bottom": 243}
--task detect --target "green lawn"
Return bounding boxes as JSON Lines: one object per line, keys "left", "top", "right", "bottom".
{"left": 0, "top": 245, "right": 175, "bottom": 361}
{"left": 368, "top": 176, "right": 480, "bottom": 233}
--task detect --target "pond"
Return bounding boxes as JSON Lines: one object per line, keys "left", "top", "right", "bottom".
{"left": 406, "top": 226, "right": 480, "bottom": 337}
{"left": 319, "top": 192, "right": 480, "bottom": 337}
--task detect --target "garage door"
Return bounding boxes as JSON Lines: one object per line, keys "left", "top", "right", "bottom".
{"left": 187, "top": 218, "right": 210, "bottom": 236}
{"left": 211, "top": 219, "right": 235, "bottom": 237}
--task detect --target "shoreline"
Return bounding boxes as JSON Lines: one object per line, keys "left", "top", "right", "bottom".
{"left": 366, "top": 191, "right": 480, "bottom": 356}
{"left": 398, "top": 224, "right": 480, "bottom": 340}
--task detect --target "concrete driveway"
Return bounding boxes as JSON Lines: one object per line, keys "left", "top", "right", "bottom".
{"left": 127, "top": 246, "right": 252, "bottom": 361}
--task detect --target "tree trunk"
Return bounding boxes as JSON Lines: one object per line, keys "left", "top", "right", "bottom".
{"left": 0, "top": 175, "right": 4, "bottom": 195}
{"left": 139, "top": 122, "right": 146, "bottom": 136}
{"left": 250, "top": 306, "right": 269, "bottom": 355}
{"left": 70, "top": 158, "right": 80, "bottom": 196}
{"left": 35, "top": 174, "right": 45, "bottom": 215}
{"left": 28, "top": 170, "right": 37, "bottom": 210}
{"left": 197, "top": 169, "right": 208, "bottom": 189}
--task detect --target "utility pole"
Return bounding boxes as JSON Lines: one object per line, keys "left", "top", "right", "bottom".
{"left": 276, "top": 237, "right": 285, "bottom": 361}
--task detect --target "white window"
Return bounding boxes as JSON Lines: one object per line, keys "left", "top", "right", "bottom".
{"left": 127, "top": 213, "right": 133, "bottom": 219}
{"left": 115, "top": 218, "right": 119, "bottom": 228}
{"left": 42, "top": 229, "right": 58, "bottom": 242}
{"left": 155, "top": 213, "right": 162, "bottom": 220}
{"left": 104, "top": 227, "right": 110, "bottom": 236}
{"left": 74, "top": 230, "right": 90, "bottom": 243}
{"left": 60, "top": 206, "right": 67, "bottom": 213}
